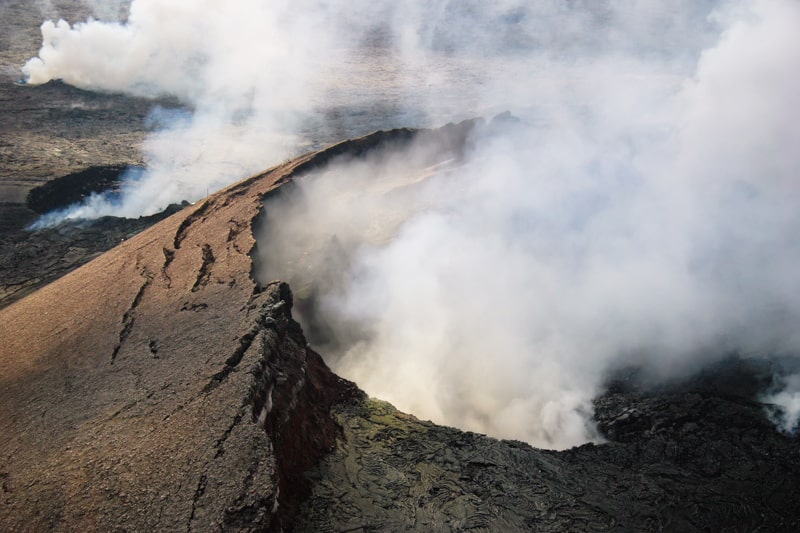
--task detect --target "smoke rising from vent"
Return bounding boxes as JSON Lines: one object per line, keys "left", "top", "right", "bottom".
{"left": 24, "top": 0, "right": 717, "bottom": 223}
{"left": 23, "top": 0, "right": 347, "bottom": 222}
{"left": 256, "top": 1, "right": 800, "bottom": 448}
{"left": 765, "top": 373, "right": 800, "bottom": 434}
{"left": 24, "top": 1, "right": 800, "bottom": 445}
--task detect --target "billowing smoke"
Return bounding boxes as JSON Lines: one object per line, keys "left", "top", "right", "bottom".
{"left": 764, "top": 373, "right": 800, "bottom": 434}
{"left": 23, "top": 0, "right": 717, "bottom": 223}
{"left": 256, "top": 0, "right": 800, "bottom": 448}
{"left": 23, "top": 0, "right": 349, "bottom": 222}
{"left": 24, "top": 1, "right": 800, "bottom": 446}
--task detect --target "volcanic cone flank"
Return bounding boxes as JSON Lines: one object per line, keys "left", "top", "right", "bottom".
{"left": 0, "top": 129, "right": 391, "bottom": 530}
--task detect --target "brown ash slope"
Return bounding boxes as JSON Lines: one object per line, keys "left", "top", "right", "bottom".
{"left": 0, "top": 138, "right": 359, "bottom": 531}
{"left": 0, "top": 199, "right": 186, "bottom": 310}
{"left": 1, "top": 125, "right": 799, "bottom": 532}
{"left": 0, "top": 125, "right": 463, "bottom": 531}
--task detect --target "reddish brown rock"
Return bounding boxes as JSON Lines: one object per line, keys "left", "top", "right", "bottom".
{"left": 0, "top": 140, "right": 368, "bottom": 531}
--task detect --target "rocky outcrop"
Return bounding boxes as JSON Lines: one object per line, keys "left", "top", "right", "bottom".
{"left": 233, "top": 282, "right": 362, "bottom": 528}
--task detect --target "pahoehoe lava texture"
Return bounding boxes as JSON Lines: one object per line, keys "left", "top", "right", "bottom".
{"left": 1, "top": 125, "right": 799, "bottom": 532}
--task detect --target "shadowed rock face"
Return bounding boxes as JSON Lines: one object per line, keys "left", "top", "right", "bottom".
{"left": 1, "top": 126, "right": 799, "bottom": 532}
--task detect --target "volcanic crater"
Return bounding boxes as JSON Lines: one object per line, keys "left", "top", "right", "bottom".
{"left": 2, "top": 2, "right": 800, "bottom": 531}
{"left": 1, "top": 123, "right": 799, "bottom": 531}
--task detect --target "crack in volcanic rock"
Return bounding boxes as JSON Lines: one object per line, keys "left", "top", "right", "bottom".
{"left": 201, "top": 328, "right": 258, "bottom": 395}
{"left": 110, "top": 269, "right": 153, "bottom": 363}
{"left": 161, "top": 247, "right": 176, "bottom": 287}
{"left": 173, "top": 200, "right": 213, "bottom": 250}
{"left": 190, "top": 244, "right": 215, "bottom": 292}
{"left": 226, "top": 220, "right": 247, "bottom": 244}
{"left": 187, "top": 472, "right": 208, "bottom": 532}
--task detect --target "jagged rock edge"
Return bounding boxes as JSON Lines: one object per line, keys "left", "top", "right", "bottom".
{"left": 196, "top": 124, "right": 481, "bottom": 529}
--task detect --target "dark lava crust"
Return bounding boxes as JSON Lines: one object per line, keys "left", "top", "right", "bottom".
{"left": 297, "top": 356, "right": 800, "bottom": 532}
{"left": 26, "top": 164, "right": 133, "bottom": 214}
{"left": 0, "top": 203, "right": 185, "bottom": 310}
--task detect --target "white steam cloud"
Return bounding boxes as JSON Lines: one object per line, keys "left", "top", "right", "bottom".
{"left": 23, "top": 1, "right": 800, "bottom": 446}
{"left": 23, "top": 0, "right": 347, "bottom": 222}
{"left": 256, "top": 1, "right": 800, "bottom": 448}
{"left": 764, "top": 373, "right": 800, "bottom": 434}
{"left": 23, "top": 0, "right": 717, "bottom": 222}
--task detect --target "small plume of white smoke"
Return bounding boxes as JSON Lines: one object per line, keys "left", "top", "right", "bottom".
{"left": 256, "top": 0, "right": 800, "bottom": 449}
{"left": 764, "top": 373, "right": 800, "bottom": 434}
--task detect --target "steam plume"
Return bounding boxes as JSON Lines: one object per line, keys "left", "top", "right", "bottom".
{"left": 23, "top": 0, "right": 717, "bottom": 222}
{"left": 256, "top": 1, "right": 800, "bottom": 448}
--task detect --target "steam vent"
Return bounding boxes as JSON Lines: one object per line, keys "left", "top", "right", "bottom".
{"left": 3, "top": 1, "right": 800, "bottom": 532}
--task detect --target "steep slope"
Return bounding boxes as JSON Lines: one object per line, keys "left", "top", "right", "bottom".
{"left": 0, "top": 122, "right": 476, "bottom": 531}
{"left": 0, "top": 130, "right": 376, "bottom": 530}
